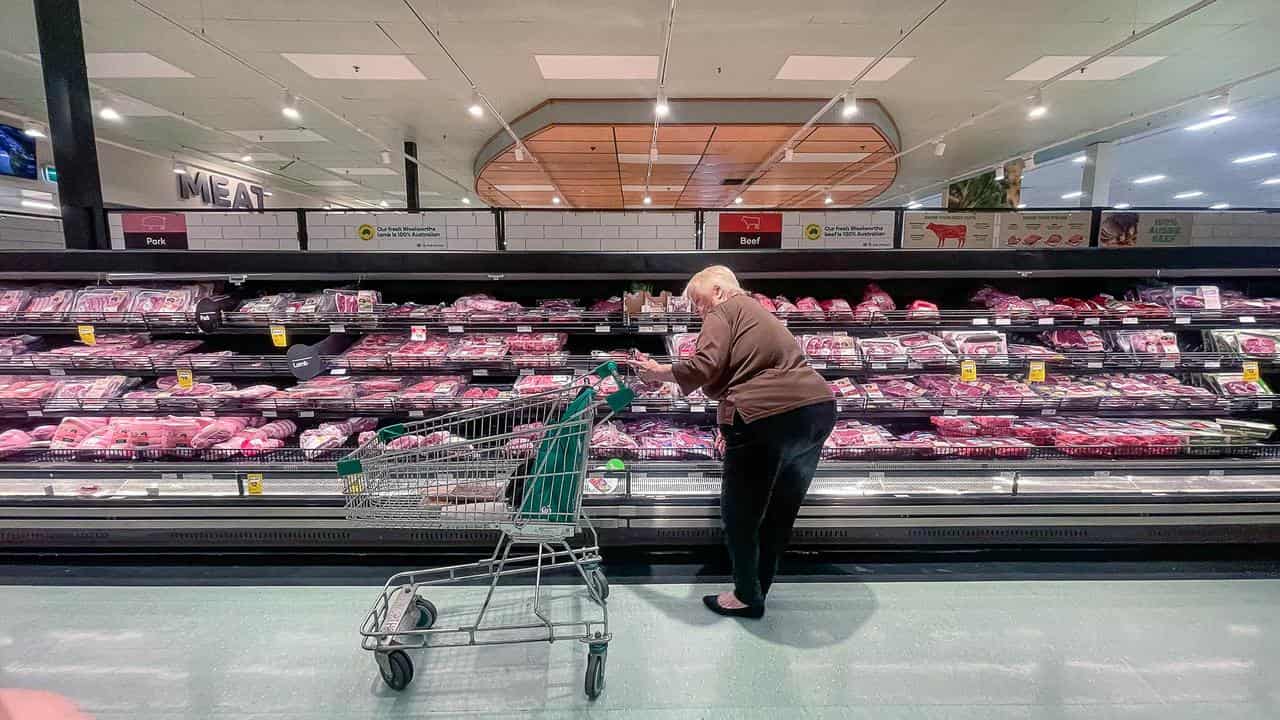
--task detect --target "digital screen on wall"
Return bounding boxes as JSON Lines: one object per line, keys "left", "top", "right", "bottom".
{"left": 0, "top": 123, "right": 37, "bottom": 180}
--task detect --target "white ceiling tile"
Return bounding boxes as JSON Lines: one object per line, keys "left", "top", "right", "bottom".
{"left": 280, "top": 54, "right": 426, "bottom": 80}
{"left": 534, "top": 55, "right": 659, "bottom": 80}
{"left": 28, "top": 52, "right": 195, "bottom": 78}
{"left": 1006, "top": 55, "right": 1167, "bottom": 81}
{"left": 775, "top": 56, "right": 914, "bottom": 81}
{"left": 228, "top": 129, "right": 330, "bottom": 143}
{"left": 325, "top": 167, "right": 400, "bottom": 175}
{"left": 93, "top": 94, "right": 174, "bottom": 118}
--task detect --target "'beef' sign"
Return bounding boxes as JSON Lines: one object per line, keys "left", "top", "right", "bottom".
{"left": 718, "top": 212, "right": 782, "bottom": 249}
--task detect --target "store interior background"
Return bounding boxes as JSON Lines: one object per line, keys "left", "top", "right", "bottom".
{"left": 1, "top": 0, "right": 1278, "bottom": 220}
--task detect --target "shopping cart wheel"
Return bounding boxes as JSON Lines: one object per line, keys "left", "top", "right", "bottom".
{"left": 414, "top": 597, "right": 438, "bottom": 629}
{"left": 379, "top": 650, "right": 414, "bottom": 691}
{"left": 585, "top": 567, "right": 609, "bottom": 601}
{"left": 584, "top": 647, "right": 607, "bottom": 700}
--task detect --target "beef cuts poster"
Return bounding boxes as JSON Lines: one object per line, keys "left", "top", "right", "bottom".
{"left": 718, "top": 212, "right": 782, "bottom": 249}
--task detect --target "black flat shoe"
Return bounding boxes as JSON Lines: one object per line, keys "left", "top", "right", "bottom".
{"left": 702, "top": 594, "right": 765, "bottom": 619}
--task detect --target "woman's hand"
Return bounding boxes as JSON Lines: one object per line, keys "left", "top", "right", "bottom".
{"left": 632, "top": 357, "right": 675, "bottom": 383}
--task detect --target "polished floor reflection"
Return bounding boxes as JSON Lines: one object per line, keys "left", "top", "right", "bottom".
{"left": 1, "top": 576, "right": 1278, "bottom": 718}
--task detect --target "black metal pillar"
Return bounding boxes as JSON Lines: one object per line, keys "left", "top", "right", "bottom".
{"left": 403, "top": 141, "right": 420, "bottom": 211}
{"left": 33, "top": 0, "right": 108, "bottom": 250}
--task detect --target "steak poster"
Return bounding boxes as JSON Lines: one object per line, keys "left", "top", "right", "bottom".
{"left": 997, "top": 211, "right": 1091, "bottom": 250}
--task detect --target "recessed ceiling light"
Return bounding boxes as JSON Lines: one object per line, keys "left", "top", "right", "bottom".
{"left": 1027, "top": 106, "right": 1048, "bottom": 119}
{"left": 380, "top": 151, "right": 392, "bottom": 165}
{"left": 379, "top": 200, "right": 389, "bottom": 207}
{"left": 1061, "top": 191, "right": 1085, "bottom": 199}
{"left": 824, "top": 195, "right": 833, "bottom": 204}
{"left": 534, "top": 55, "right": 658, "bottom": 80}
{"left": 1232, "top": 152, "right": 1276, "bottom": 164}
{"left": 1262, "top": 178, "right": 1280, "bottom": 185}
{"left": 906, "top": 201, "right": 922, "bottom": 209}
{"left": 1026, "top": 90, "right": 1047, "bottom": 120}
{"left": 642, "top": 195, "right": 652, "bottom": 205}
{"left": 98, "top": 107, "right": 121, "bottom": 122}
{"left": 1016, "top": 203, "right": 1027, "bottom": 209}
{"left": 1186, "top": 115, "right": 1235, "bottom": 131}
{"left": 468, "top": 91, "right": 485, "bottom": 118}
{"left": 1072, "top": 155, "right": 1087, "bottom": 164}
{"left": 934, "top": 141, "right": 946, "bottom": 157}
{"left": 1132, "top": 174, "right": 1166, "bottom": 184}
{"left": 240, "top": 155, "right": 253, "bottom": 163}
{"left": 840, "top": 92, "right": 858, "bottom": 118}
{"left": 733, "top": 196, "right": 744, "bottom": 205}
{"left": 172, "top": 165, "right": 186, "bottom": 175}
{"left": 1173, "top": 190, "right": 1204, "bottom": 199}
{"left": 1113, "top": 203, "right": 1131, "bottom": 209}
{"left": 654, "top": 91, "right": 670, "bottom": 118}
{"left": 461, "top": 197, "right": 471, "bottom": 205}
{"left": 1209, "top": 202, "right": 1230, "bottom": 209}
{"left": 551, "top": 196, "right": 561, "bottom": 205}
{"left": 23, "top": 126, "right": 44, "bottom": 138}
{"left": 263, "top": 191, "right": 273, "bottom": 197}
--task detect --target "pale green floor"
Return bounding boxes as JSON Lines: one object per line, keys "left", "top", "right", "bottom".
{"left": 1, "top": 577, "right": 1279, "bottom": 718}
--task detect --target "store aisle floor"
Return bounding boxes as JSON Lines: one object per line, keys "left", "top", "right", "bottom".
{"left": 2, "top": 576, "right": 1279, "bottom": 719}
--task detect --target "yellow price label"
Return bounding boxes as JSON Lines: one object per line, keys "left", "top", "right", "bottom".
{"left": 960, "top": 359, "right": 977, "bottom": 382}
{"left": 269, "top": 324, "right": 288, "bottom": 348}
{"left": 176, "top": 367, "right": 194, "bottom": 390}
{"left": 246, "top": 473, "right": 264, "bottom": 495}
{"left": 77, "top": 324, "right": 96, "bottom": 346}
{"left": 1243, "top": 361, "right": 1260, "bottom": 382}
{"left": 1028, "top": 360, "right": 1046, "bottom": 383}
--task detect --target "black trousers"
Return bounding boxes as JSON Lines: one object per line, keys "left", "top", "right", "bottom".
{"left": 719, "top": 400, "right": 836, "bottom": 607}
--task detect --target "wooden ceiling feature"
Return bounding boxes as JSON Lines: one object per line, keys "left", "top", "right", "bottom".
{"left": 476, "top": 122, "right": 898, "bottom": 208}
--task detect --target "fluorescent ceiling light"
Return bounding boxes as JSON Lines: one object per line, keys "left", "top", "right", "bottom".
{"left": 551, "top": 196, "right": 561, "bottom": 205}
{"left": 1173, "top": 191, "right": 1204, "bottom": 199}
{"left": 1027, "top": 105, "right": 1048, "bottom": 119}
{"left": 240, "top": 155, "right": 253, "bottom": 162}
{"left": 494, "top": 184, "right": 556, "bottom": 192}
{"left": 1006, "top": 55, "right": 1165, "bottom": 81}
{"left": 824, "top": 195, "right": 833, "bottom": 204}
{"left": 642, "top": 195, "right": 652, "bottom": 205}
{"left": 1061, "top": 191, "right": 1085, "bottom": 199}
{"left": 534, "top": 55, "right": 658, "bottom": 80}
{"left": 1072, "top": 155, "right": 1087, "bottom": 164}
{"left": 1209, "top": 202, "right": 1230, "bottom": 209}
{"left": 281, "top": 54, "right": 426, "bottom": 80}
{"left": 617, "top": 154, "right": 700, "bottom": 165}
{"left": 906, "top": 201, "right": 923, "bottom": 209}
{"left": 461, "top": 197, "right": 471, "bottom": 205}
{"left": 98, "top": 107, "right": 121, "bottom": 122}
{"left": 21, "top": 199, "right": 56, "bottom": 211}
{"left": 733, "top": 196, "right": 743, "bottom": 205}
{"left": 1186, "top": 115, "right": 1235, "bottom": 131}
{"left": 325, "top": 167, "right": 399, "bottom": 176}
{"left": 1132, "top": 174, "right": 1166, "bottom": 184}
{"left": 1232, "top": 152, "right": 1277, "bottom": 164}
{"left": 1113, "top": 203, "right": 1131, "bottom": 209}
{"left": 775, "top": 55, "right": 914, "bottom": 81}
{"left": 229, "top": 129, "right": 328, "bottom": 143}
{"left": 781, "top": 152, "right": 870, "bottom": 163}
{"left": 1016, "top": 203, "right": 1027, "bottom": 209}
{"left": 1262, "top": 178, "right": 1280, "bottom": 185}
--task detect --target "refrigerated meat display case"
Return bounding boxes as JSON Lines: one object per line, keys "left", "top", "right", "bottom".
{"left": 3, "top": 247, "right": 1280, "bottom": 551}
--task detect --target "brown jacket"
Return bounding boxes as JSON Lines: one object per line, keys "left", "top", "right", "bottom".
{"left": 671, "top": 294, "right": 833, "bottom": 425}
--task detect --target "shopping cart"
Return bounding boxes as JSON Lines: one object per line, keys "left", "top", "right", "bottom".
{"left": 336, "top": 361, "right": 634, "bottom": 699}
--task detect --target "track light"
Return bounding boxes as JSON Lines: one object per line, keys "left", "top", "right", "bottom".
{"left": 995, "top": 165, "right": 1005, "bottom": 181}
{"left": 654, "top": 91, "right": 670, "bottom": 118}
{"left": 1024, "top": 155, "right": 1036, "bottom": 170}
{"left": 649, "top": 147, "right": 659, "bottom": 162}
{"left": 23, "top": 126, "right": 44, "bottom": 138}
{"left": 240, "top": 154, "right": 253, "bottom": 163}
{"left": 1027, "top": 89, "right": 1047, "bottom": 119}
{"left": 380, "top": 150, "right": 392, "bottom": 165}
{"left": 840, "top": 92, "right": 858, "bottom": 118}
{"left": 98, "top": 106, "right": 121, "bottom": 122}
{"left": 733, "top": 196, "right": 743, "bottom": 205}
{"left": 467, "top": 91, "right": 484, "bottom": 118}
{"left": 515, "top": 147, "right": 526, "bottom": 162}
{"left": 934, "top": 140, "right": 946, "bottom": 157}
{"left": 282, "top": 92, "right": 300, "bottom": 121}
{"left": 784, "top": 147, "right": 794, "bottom": 162}
{"left": 642, "top": 195, "right": 652, "bottom": 205}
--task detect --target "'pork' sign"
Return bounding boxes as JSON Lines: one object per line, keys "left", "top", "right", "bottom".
{"left": 178, "top": 171, "right": 266, "bottom": 210}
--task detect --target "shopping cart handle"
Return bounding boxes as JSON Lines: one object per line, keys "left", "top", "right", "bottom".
{"left": 336, "top": 458, "right": 363, "bottom": 477}
{"left": 377, "top": 424, "right": 408, "bottom": 443}
{"left": 591, "top": 360, "right": 634, "bottom": 412}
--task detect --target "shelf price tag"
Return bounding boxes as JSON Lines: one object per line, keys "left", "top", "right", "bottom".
{"left": 971, "top": 317, "right": 989, "bottom": 326}
{"left": 77, "top": 324, "right": 96, "bottom": 346}
{"left": 1028, "top": 360, "right": 1046, "bottom": 383}
{"left": 994, "top": 317, "right": 1011, "bottom": 326}
{"left": 410, "top": 325, "right": 427, "bottom": 342}
{"left": 673, "top": 324, "right": 688, "bottom": 333}
{"left": 960, "top": 359, "right": 977, "bottom": 382}
{"left": 245, "top": 473, "right": 264, "bottom": 496}
{"left": 1240, "top": 316, "right": 1257, "bottom": 324}
{"left": 1175, "top": 316, "right": 1191, "bottom": 325}
{"left": 1122, "top": 317, "right": 1139, "bottom": 325}
{"left": 595, "top": 325, "right": 611, "bottom": 334}
{"left": 1038, "top": 317, "right": 1055, "bottom": 326}
{"left": 1243, "top": 361, "right": 1261, "bottom": 382}
{"left": 269, "top": 324, "right": 288, "bottom": 348}
{"left": 176, "top": 367, "right": 194, "bottom": 390}
{"left": 447, "top": 325, "right": 464, "bottom": 334}
{"left": 329, "top": 324, "right": 346, "bottom": 334}
{"left": 516, "top": 325, "right": 532, "bottom": 333}
{"left": 1083, "top": 317, "right": 1100, "bottom": 326}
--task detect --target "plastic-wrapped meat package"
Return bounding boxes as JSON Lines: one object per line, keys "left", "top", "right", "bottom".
{"left": 856, "top": 337, "right": 905, "bottom": 362}
{"left": 974, "top": 415, "right": 1016, "bottom": 436}
{"left": 1114, "top": 330, "right": 1180, "bottom": 359}
{"left": 1040, "top": 329, "right": 1105, "bottom": 352}
{"left": 772, "top": 296, "right": 800, "bottom": 314}
{"left": 78, "top": 423, "right": 124, "bottom": 457}
{"left": 29, "top": 424, "right": 58, "bottom": 441}
{"left": 0, "top": 335, "right": 39, "bottom": 357}
{"left": 984, "top": 379, "right": 1041, "bottom": 403}
{"left": 51, "top": 417, "right": 109, "bottom": 449}
{"left": 513, "top": 374, "right": 574, "bottom": 396}
{"left": 627, "top": 420, "right": 717, "bottom": 459}
{"left": 212, "top": 385, "right": 279, "bottom": 406}
{"left": 827, "top": 377, "right": 863, "bottom": 399}
{"left": 0, "top": 288, "right": 32, "bottom": 314}
{"left": 667, "top": 333, "right": 699, "bottom": 359}
{"left": 1032, "top": 377, "right": 1112, "bottom": 401}
{"left": 853, "top": 300, "right": 886, "bottom": 322}
{"left": 895, "top": 334, "right": 952, "bottom": 363}
{"left": 590, "top": 421, "right": 639, "bottom": 457}
{"left": 943, "top": 331, "right": 1009, "bottom": 361}
{"left": 25, "top": 288, "right": 76, "bottom": 314}
{"left": 506, "top": 333, "right": 567, "bottom": 354}
{"left": 822, "top": 420, "right": 899, "bottom": 458}
{"left": 459, "top": 386, "right": 501, "bottom": 401}
{"left": 0, "top": 428, "right": 34, "bottom": 458}
{"left": 0, "top": 376, "right": 62, "bottom": 402}
{"left": 801, "top": 334, "right": 857, "bottom": 364}
{"left": 387, "top": 302, "right": 443, "bottom": 318}
{"left": 128, "top": 290, "right": 173, "bottom": 314}
{"left": 387, "top": 337, "right": 453, "bottom": 367}
{"left": 1236, "top": 331, "right": 1280, "bottom": 357}
{"left": 237, "top": 294, "right": 292, "bottom": 314}
{"left": 269, "top": 377, "right": 356, "bottom": 408}
{"left": 931, "top": 415, "right": 983, "bottom": 438}
{"left": 1027, "top": 298, "right": 1077, "bottom": 317}
{"left": 573, "top": 372, "right": 622, "bottom": 396}
{"left": 124, "top": 418, "right": 175, "bottom": 456}
{"left": 353, "top": 376, "right": 411, "bottom": 395}
{"left": 751, "top": 293, "right": 777, "bottom": 313}
{"left": 905, "top": 300, "right": 940, "bottom": 320}
{"left": 1009, "top": 344, "right": 1064, "bottom": 360}
{"left": 50, "top": 375, "right": 131, "bottom": 400}
{"left": 820, "top": 298, "right": 853, "bottom": 317}
{"left": 72, "top": 287, "right": 139, "bottom": 315}
{"left": 862, "top": 283, "right": 896, "bottom": 311}
{"left": 1170, "top": 285, "right": 1221, "bottom": 311}
{"left": 327, "top": 289, "right": 382, "bottom": 314}
{"left": 1097, "top": 295, "right": 1171, "bottom": 319}
{"left": 632, "top": 380, "right": 678, "bottom": 401}
{"left": 793, "top": 297, "right": 823, "bottom": 317}
{"left": 190, "top": 417, "right": 262, "bottom": 449}
{"left": 399, "top": 376, "right": 468, "bottom": 404}
{"left": 445, "top": 293, "right": 523, "bottom": 320}
{"left": 339, "top": 334, "right": 406, "bottom": 368}
{"left": 1206, "top": 372, "right": 1273, "bottom": 397}
{"left": 590, "top": 297, "right": 623, "bottom": 313}
{"left": 166, "top": 416, "right": 213, "bottom": 457}
{"left": 504, "top": 422, "right": 547, "bottom": 457}
{"left": 1055, "top": 297, "right": 1106, "bottom": 316}
{"left": 1011, "top": 420, "right": 1058, "bottom": 445}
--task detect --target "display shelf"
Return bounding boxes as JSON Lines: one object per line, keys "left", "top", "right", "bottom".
{"left": 808, "top": 351, "right": 1259, "bottom": 374}
{"left": 220, "top": 309, "right": 624, "bottom": 335}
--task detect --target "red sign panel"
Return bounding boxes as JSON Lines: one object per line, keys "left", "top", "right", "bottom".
{"left": 121, "top": 212, "right": 189, "bottom": 250}
{"left": 718, "top": 212, "right": 783, "bottom": 249}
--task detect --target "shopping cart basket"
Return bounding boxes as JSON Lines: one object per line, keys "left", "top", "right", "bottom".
{"left": 336, "top": 361, "right": 634, "bottom": 699}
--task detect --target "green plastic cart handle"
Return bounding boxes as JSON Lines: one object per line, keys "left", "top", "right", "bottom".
{"left": 590, "top": 360, "right": 634, "bottom": 413}
{"left": 336, "top": 458, "right": 363, "bottom": 477}
{"left": 377, "top": 424, "right": 408, "bottom": 443}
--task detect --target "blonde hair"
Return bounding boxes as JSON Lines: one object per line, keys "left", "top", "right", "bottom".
{"left": 685, "top": 265, "right": 744, "bottom": 299}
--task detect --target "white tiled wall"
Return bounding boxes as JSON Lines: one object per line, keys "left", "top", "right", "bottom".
{"left": 1190, "top": 212, "right": 1280, "bottom": 246}
{"left": 108, "top": 211, "right": 300, "bottom": 250}
{"left": 307, "top": 210, "right": 495, "bottom": 251}
{"left": 503, "top": 211, "right": 696, "bottom": 250}
{"left": 0, "top": 213, "right": 63, "bottom": 249}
